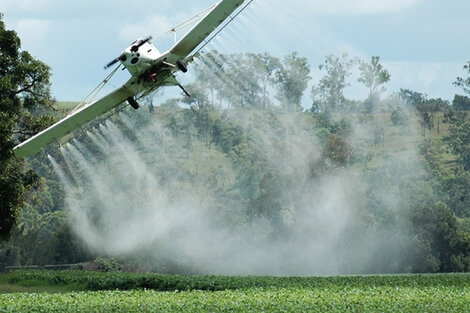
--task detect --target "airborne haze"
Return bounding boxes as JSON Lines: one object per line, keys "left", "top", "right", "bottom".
{"left": 46, "top": 92, "right": 427, "bottom": 275}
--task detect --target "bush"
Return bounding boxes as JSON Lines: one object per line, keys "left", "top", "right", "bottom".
{"left": 94, "top": 257, "right": 121, "bottom": 272}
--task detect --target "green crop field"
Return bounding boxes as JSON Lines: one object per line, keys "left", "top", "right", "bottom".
{"left": 0, "top": 271, "right": 469, "bottom": 312}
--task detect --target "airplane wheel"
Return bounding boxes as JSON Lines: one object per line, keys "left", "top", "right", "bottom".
{"left": 127, "top": 97, "right": 139, "bottom": 110}
{"left": 176, "top": 59, "right": 188, "bottom": 73}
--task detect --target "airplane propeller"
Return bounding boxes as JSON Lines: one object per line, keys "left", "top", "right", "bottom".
{"left": 104, "top": 54, "right": 126, "bottom": 69}
{"left": 104, "top": 36, "right": 153, "bottom": 69}
{"left": 130, "top": 36, "right": 152, "bottom": 52}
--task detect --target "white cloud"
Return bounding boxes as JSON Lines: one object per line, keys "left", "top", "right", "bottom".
{"left": 119, "top": 10, "right": 206, "bottom": 50}
{"left": 384, "top": 61, "right": 459, "bottom": 99}
{"left": 296, "top": 0, "right": 423, "bottom": 15}
{"left": 386, "top": 61, "right": 441, "bottom": 87}
{"left": 120, "top": 15, "right": 174, "bottom": 42}
{"left": 0, "top": 0, "right": 53, "bottom": 12}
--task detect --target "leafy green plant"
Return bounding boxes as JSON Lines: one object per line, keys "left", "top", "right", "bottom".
{"left": 93, "top": 257, "right": 121, "bottom": 272}
{"left": 1, "top": 272, "right": 470, "bottom": 312}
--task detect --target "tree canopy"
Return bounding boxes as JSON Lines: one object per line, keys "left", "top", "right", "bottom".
{"left": 0, "top": 13, "right": 55, "bottom": 240}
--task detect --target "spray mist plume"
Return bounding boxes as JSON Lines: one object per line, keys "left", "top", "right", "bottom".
{"left": 47, "top": 102, "right": 423, "bottom": 276}
{"left": 46, "top": 0, "right": 428, "bottom": 275}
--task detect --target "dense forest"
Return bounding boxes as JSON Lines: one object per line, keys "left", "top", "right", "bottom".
{"left": 2, "top": 15, "right": 470, "bottom": 275}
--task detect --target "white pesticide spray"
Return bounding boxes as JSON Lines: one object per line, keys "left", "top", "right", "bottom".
{"left": 48, "top": 103, "right": 422, "bottom": 275}
{"left": 47, "top": 0, "right": 427, "bottom": 275}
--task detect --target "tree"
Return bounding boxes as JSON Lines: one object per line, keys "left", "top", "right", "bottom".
{"left": 311, "top": 53, "right": 355, "bottom": 112}
{"left": 189, "top": 50, "right": 224, "bottom": 107}
{"left": 409, "top": 201, "right": 470, "bottom": 272}
{"left": 446, "top": 114, "right": 470, "bottom": 170}
{"left": 398, "top": 88, "right": 426, "bottom": 108}
{"left": 0, "top": 14, "right": 55, "bottom": 240}
{"left": 181, "top": 82, "right": 210, "bottom": 110}
{"left": 454, "top": 61, "right": 470, "bottom": 95}
{"left": 419, "top": 138, "right": 449, "bottom": 177}
{"left": 358, "top": 56, "right": 391, "bottom": 112}
{"left": 247, "top": 172, "right": 284, "bottom": 229}
{"left": 398, "top": 89, "right": 445, "bottom": 137}
{"left": 358, "top": 56, "right": 391, "bottom": 96}
{"left": 190, "top": 51, "right": 267, "bottom": 109}
{"left": 416, "top": 98, "right": 447, "bottom": 137}
{"left": 247, "top": 52, "right": 280, "bottom": 109}
{"left": 441, "top": 171, "right": 470, "bottom": 218}
{"left": 225, "top": 53, "right": 263, "bottom": 108}
{"left": 275, "top": 52, "right": 311, "bottom": 112}
{"left": 452, "top": 94, "right": 470, "bottom": 110}
{"left": 253, "top": 52, "right": 281, "bottom": 109}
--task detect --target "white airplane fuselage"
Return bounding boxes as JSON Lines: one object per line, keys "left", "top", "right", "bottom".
{"left": 121, "top": 40, "right": 162, "bottom": 77}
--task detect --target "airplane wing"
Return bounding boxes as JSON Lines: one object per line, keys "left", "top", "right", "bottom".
{"left": 13, "top": 86, "right": 135, "bottom": 158}
{"left": 168, "top": 0, "right": 246, "bottom": 62}
{"left": 13, "top": 0, "right": 249, "bottom": 158}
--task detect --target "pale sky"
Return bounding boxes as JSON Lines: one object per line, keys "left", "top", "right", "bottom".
{"left": 1, "top": 0, "right": 469, "bottom": 103}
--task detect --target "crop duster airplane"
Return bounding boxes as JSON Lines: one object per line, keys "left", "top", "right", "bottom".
{"left": 13, "top": 0, "right": 250, "bottom": 158}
